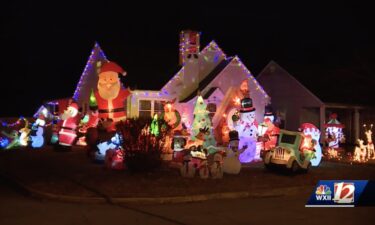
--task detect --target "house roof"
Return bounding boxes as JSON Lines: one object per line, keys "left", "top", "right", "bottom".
{"left": 129, "top": 41, "right": 227, "bottom": 91}
{"left": 203, "top": 87, "right": 219, "bottom": 99}
{"left": 180, "top": 57, "right": 233, "bottom": 102}
{"left": 257, "top": 60, "right": 375, "bottom": 107}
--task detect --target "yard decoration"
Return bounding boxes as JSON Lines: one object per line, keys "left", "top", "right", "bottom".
{"left": 259, "top": 118, "right": 280, "bottom": 152}
{"left": 353, "top": 139, "right": 367, "bottom": 162}
{"left": 96, "top": 132, "right": 121, "bottom": 162}
{"left": 58, "top": 102, "right": 80, "bottom": 147}
{"left": 364, "top": 124, "right": 375, "bottom": 159}
{"left": 30, "top": 126, "right": 44, "bottom": 148}
{"left": 1, "top": 130, "right": 20, "bottom": 150}
{"left": 191, "top": 95, "right": 216, "bottom": 153}
{"left": 0, "top": 137, "right": 10, "bottom": 149}
{"left": 105, "top": 147, "right": 125, "bottom": 170}
{"left": 161, "top": 99, "right": 181, "bottom": 130}
{"left": 19, "top": 118, "right": 30, "bottom": 146}
{"left": 235, "top": 97, "right": 259, "bottom": 163}
{"left": 94, "top": 61, "right": 131, "bottom": 122}
{"left": 263, "top": 129, "right": 315, "bottom": 173}
{"left": 1, "top": 117, "right": 30, "bottom": 149}
{"left": 180, "top": 127, "right": 224, "bottom": 179}
{"left": 30, "top": 111, "right": 47, "bottom": 148}
{"left": 325, "top": 113, "right": 345, "bottom": 158}
{"left": 263, "top": 105, "right": 275, "bottom": 123}
{"left": 171, "top": 130, "right": 188, "bottom": 162}
{"left": 299, "top": 123, "right": 322, "bottom": 166}
{"left": 77, "top": 108, "right": 100, "bottom": 146}
{"left": 50, "top": 118, "right": 59, "bottom": 144}
{"left": 150, "top": 114, "right": 160, "bottom": 137}
{"left": 353, "top": 124, "right": 375, "bottom": 162}
{"left": 223, "top": 130, "right": 246, "bottom": 174}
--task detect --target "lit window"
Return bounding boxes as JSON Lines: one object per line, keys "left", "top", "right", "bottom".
{"left": 154, "top": 101, "right": 165, "bottom": 116}
{"left": 139, "top": 100, "right": 151, "bottom": 119}
{"left": 207, "top": 103, "right": 216, "bottom": 119}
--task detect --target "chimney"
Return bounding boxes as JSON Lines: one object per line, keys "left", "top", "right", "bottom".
{"left": 179, "top": 30, "right": 200, "bottom": 66}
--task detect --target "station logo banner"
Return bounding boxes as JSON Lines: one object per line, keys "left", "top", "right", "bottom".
{"left": 306, "top": 180, "right": 374, "bottom": 207}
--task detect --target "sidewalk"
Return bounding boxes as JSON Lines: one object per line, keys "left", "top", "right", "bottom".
{"left": 1, "top": 147, "right": 374, "bottom": 204}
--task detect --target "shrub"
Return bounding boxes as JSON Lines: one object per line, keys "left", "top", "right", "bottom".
{"left": 116, "top": 118, "right": 164, "bottom": 172}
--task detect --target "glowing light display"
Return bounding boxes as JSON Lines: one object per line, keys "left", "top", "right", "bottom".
{"left": 300, "top": 123, "right": 322, "bottom": 166}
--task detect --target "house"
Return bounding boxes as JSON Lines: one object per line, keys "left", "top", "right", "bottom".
{"left": 36, "top": 31, "right": 270, "bottom": 144}
{"left": 126, "top": 31, "right": 270, "bottom": 144}
{"left": 256, "top": 61, "right": 375, "bottom": 144}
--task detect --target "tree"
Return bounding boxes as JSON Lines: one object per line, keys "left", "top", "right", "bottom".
{"left": 191, "top": 95, "right": 216, "bottom": 151}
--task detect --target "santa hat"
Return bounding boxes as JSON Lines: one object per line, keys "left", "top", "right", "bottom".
{"left": 239, "top": 97, "right": 256, "bottom": 113}
{"left": 69, "top": 102, "right": 79, "bottom": 111}
{"left": 299, "top": 123, "right": 319, "bottom": 132}
{"left": 99, "top": 61, "right": 127, "bottom": 76}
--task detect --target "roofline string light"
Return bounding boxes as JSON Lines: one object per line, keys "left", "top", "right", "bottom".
{"left": 72, "top": 42, "right": 108, "bottom": 101}
{"left": 233, "top": 56, "right": 270, "bottom": 100}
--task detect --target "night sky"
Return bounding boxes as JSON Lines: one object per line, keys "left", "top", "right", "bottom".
{"left": 1, "top": 2, "right": 374, "bottom": 117}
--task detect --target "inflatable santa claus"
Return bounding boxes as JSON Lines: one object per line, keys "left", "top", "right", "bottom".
{"left": 262, "top": 118, "right": 280, "bottom": 151}
{"left": 94, "top": 61, "right": 131, "bottom": 123}
{"left": 59, "top": 102, "right": 80, "bottom": 146}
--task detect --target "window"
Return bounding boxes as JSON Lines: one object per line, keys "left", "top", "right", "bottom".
{"left": 280, "top": 134, "right": 297, "bottom": 145}
{"left": 154, "top": 101, "right": 165, "bottom": 116}
{"left": 139, "top": 100, "right": 152, "bottom": 119}
{"left": 138, "top": 100, "right": 165, "bottom": 119}
{"left": 207, "top": 103, "right": 216, "bottom": 119}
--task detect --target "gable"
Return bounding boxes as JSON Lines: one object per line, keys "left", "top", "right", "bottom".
{"left": 73, "top": 42, "right": 108, "bottom": 107}
{"left": 257, "top": 61, "right": 323, "bottom": 107}
{"left": 161, "top": 41, "right": 227, "bottom": 99}
{"left": 180, "top": 58, "right": 233, "bottom": 102}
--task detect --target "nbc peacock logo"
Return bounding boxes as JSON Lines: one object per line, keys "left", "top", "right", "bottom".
{"left": 315, "top": 185, "right": 332, "bottom": 201}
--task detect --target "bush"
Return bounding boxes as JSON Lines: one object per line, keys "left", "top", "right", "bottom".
{"left": 116, "top": 118, "right": 164, "bottom": 172}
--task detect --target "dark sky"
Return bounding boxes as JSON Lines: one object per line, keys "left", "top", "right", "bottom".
{"left": 1, "top": 2, "right": 374, "bottom": 117}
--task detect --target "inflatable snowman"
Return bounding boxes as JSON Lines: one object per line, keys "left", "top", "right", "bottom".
{"left": 31, "top": 126, "right": 44, "bottom": 148}
{"left": 96, "top": 132, "right": 121, "bottom": 161}
{"left": 30, "top": 111, "right": 47, "bottom": 148}
{"left": 223, "top": 130, "right": 246, "bottom": 174}
{"left": 299, "top": 123, "right": 322, "bottom": 166}
{"left": 235, "top": 98, "right": 259, "bottom": 163}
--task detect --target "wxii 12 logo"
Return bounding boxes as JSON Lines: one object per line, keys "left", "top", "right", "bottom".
{"left": 315, "top": 185, "right": 332, "bottom": 201}
{"left": 333, "top": 182, "right": 355, "bottom": 204}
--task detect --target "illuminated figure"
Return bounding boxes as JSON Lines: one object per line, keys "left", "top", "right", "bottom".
{"left": 1, "top": 131, "right": 19, "bottom": 149}
{"left": 19, "top": 118, "right": 30, "bottom": 146}
{"left": 59, "top": 102, "right": 80, "bottom": 146}
{"left": 353, "top": 139, "right": 367, "bottom": 162}
{"left": 30, "top": 109, "right": 48, "bottom": 148}
{"left": 325, "top": 113, "right": 345, "bottom": 158}
{"left": 299, "top": 123, "right": 321, "bottom": 166}
{"left": 223, "top": 130, "right": 246, "bottom": 174}
{"left": 364, "top": 124, "right": 374, "bottom": 159}
{"left": 235, "top": 97, "right": 258, "bottom": 163}
{"left": 94, "top": 61, "right": 131, "bottom": 123}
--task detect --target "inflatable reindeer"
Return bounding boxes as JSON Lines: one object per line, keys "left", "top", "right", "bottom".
{"left": 353, "top": 139, "right": 367, "bottom": 162}
{"left": 364, "top": 124, "right": 374, "bottom": 159}
{"left": 180, "top": 127, "right": 224, "bottom": 179}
